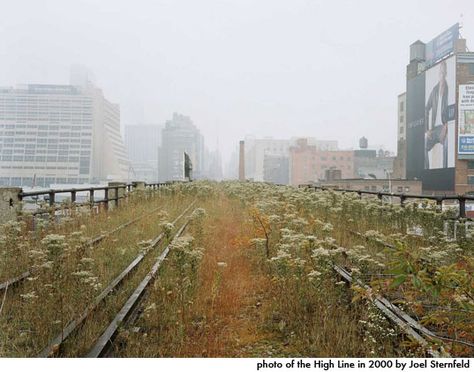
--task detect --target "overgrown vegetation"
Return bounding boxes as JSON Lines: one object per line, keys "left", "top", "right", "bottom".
{"left": 0, "top": 182, "right": 472, "bottom": 357}
{"left": 0, "top": 187, "right": 193, "bottom": 356}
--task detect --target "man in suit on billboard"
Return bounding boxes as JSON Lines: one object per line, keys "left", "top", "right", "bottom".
{"left": 425, "top": 60, "right": 449, "bottom": 169}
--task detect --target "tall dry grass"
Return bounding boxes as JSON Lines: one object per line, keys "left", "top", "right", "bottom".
{"left": 0, "top": 188, "right": 194, "bottom": 356}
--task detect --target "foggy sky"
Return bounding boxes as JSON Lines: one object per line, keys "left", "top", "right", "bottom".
{"left": 1, "top": 0, "right": 473, "bottom": 165}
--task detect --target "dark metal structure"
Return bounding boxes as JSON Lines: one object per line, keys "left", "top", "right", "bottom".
{"left": 304, "top": 185, "right": 474, "bottom": 219}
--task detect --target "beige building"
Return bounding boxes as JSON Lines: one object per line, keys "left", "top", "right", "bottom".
{"left": 0, "top": 76, "right": 129, "bottom": 187}
{"left": 244, "top": 136, "right": 290, "bottom": 182}
{"left": 289, "top": 138, "right": 354, "bottom": 185}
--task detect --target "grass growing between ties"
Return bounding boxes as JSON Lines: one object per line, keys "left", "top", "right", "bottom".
{"left": 0, "top": 186, "right": 194, "bottom": 356}
{"left": 1, "top": 181, "right": 472, "bottom": 357}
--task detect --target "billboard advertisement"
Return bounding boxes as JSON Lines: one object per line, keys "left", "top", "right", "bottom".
{"left": 458, "top": 84, "right": 474, "bottom": 155}
{"left": 425, "top": 23, "right": 459, "bottom": 68}
{"left": 424, "top": 56, "right": 456, "bottom": 169}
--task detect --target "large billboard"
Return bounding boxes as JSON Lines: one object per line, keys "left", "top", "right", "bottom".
{"left": 424, "top": 56, "right": 456, "bottom": 170}
{"left": 406, "top": 57, "right": 456, "bottom": 191}
{"left": 425, "top": 23, "right": 459, "bottom": 68}
{"left": 458, "top": 85, "right": 474, "bottom": 155}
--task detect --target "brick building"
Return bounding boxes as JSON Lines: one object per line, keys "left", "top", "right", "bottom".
{"left": 289, "top": 138, "right": 355, "bottom": 185}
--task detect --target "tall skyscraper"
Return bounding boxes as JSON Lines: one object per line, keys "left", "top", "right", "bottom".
{"left": 158, "top": 113, "right": 204, "bottom": 182}
{"left": 0, "top": 70, "right": 129, "bottom": 187}
{"left": 124, "top": 124, "right": 161, "bottom": 182}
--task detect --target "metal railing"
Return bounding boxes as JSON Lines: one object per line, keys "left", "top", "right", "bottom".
{"left": 304, "top": 185, "right": 474, "bottom": 219}
{"left": 18, "top": 181, "right": 174, "bottom": 216}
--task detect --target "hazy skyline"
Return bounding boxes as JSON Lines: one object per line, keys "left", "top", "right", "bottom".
{"left": 1, "top": 0, "right": 473, "bottom": 165}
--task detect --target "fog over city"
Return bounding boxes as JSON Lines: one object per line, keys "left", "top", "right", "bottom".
{"left": 3, "top": 1, "right": 474, "bottom": 365}
{"left": 1, "top": 0, "right": 473, "bottom": 166}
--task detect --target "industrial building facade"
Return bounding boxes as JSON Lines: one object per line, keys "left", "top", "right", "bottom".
{"left": 0, "top": 82, "right": 129, "bottom": 187}
{"left": 405, "top": 24, "right": 474, "bottom": 194}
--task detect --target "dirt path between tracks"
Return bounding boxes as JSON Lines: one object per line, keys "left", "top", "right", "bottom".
{"left": 174, "top": 198, "right": 292, "bottom": 357}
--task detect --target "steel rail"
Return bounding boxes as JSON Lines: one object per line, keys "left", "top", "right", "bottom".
{"left": 86, "top": 221, "right": 190, "bottom": 357}
{"left": 348, "top": 230, "right": 396, "bottom": 250}
{"left": 38, "top": 201, "right": 195, "bottom": 357}
{"left": 0, "top": 270, "right": 30, "bottom": 292}
{"left": 333, "top": 264, "right": 451, "bottom": 358}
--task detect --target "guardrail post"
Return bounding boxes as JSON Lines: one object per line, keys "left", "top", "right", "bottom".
{"left": 48, "top": 190, "right": 56, "bottom": 219}
{"left": 69, "top": 189, "right": 77, "bottom": 216}
{"left": 132, "top": 181, "right": 146, "bottom": 191}
{"left": 459, "top": 197, "right": 466, "bottom": 219}
{"left": 104, "top": 188, "right": 109, "bottom": 211}
{"left": 436, "top": 197, "right": 443, "bottom": 210}
{"left": 89, "top": 189, "right": 95, "bottom": 212}
{"left": 0, "top": 187, "right": 22, "bottom": 224}
{"left": 132, "top": 181, "right": 146, "bottom": 200}
{"left": 48, "top": 190, "right": 55, "bottom": 207}
{"left": 108, "top": 182, "right": 125, "bottom": 210}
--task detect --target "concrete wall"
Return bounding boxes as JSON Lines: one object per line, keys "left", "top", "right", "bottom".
{"left": 0, "top": 187, "right": 21, "bottom": 224}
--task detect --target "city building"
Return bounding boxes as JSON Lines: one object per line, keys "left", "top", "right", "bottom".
{"left": 393, "top": 93, "right": 407, "bottom": 178}
{"left": 325, "top": 168, "right": 342, "bottom": 182}
{"left": 353, "top": 137, "right": 395, "bottom": 179}
{"left": 306, "top": 138, "right": 338, "bottom": 151}
{"left": 125, "top": 124, "right": 161, "bottom": 182}
{"left": 243, "top": 136, "right": 338, "bottom": 183}
{"left": 0, "top": 71, "right": 129, "bottom": 187}
{"left": 244, "top": 136, "right": 290, "bottom": 181}
{"left": 205, "top": 148, "right": 223, "bottom": 181}
{"left": 158, "top": 113, "right": 205, "bottom": 182}
{"left": 263, "top": 154, "right": 289, "bottom": 185}
{"left": 405, "top": 23, "right": 474, "bottom": 194}
{"left": 289, "top": 138, "right": 354, "bottom": 185}
{"left": 238, "top": 141, "right": 244, "bottom": 181}
{"left": 353, "top": 149, "right": 395, "bottom": 179}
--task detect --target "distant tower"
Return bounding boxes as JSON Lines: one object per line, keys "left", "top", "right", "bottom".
{"left": 359, "top": 137, "right": 368, "bottom": 149}
{"left": 239, "top": 140, "right": 245, "bottom": 181}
